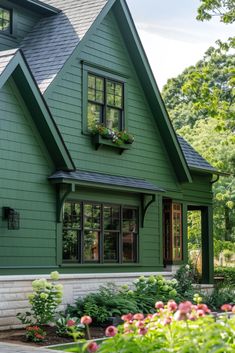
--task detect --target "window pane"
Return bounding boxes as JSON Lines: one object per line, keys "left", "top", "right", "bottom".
{"left": 63, "top": 230, "right": 78, "bottom": 261}
{"left": 3, "top": 10, "right": 10, "bottom": 20}
{"left": 84, "top": 204, "right": 101, "bottom": 229}
{"left": 122, "top": 208, "right": 138, "bottom": 262}
{"left": 88, "top": 75, "right": 104, "bottom": 103}
{"left": 88, "top": 75, "right": 96, "bottom": 89}
{"left": 172, "top": 203, "right": 182, "bottom": 261}
{"left": 0, "top": 8, "right": 11, "bottom": 33}
{"left": 84, "top": 230, "right": 99, "bottom": 262}
{"left": 104, "top": 232, "right": 119, "bottom": 262}
{"left": 87, "top": 103, "right": 102, "bottom": 129}
{"left": 63, "top": 202, "right": 80, "bottom": 229}
{"left": 104, "top": 205, "right": 120, "bottom": 230}
{"left": 106, "top": 107, "right": 121, "bottom": 130}
{"left": 107, "top": 81, "right": 123, "bottom": 109}
{"left": 123, "top": 232, "right": 136, "bottom": 262}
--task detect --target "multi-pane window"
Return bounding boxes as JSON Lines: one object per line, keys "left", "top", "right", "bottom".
{"left": 0, "top": 7, "right": 11, "bottom": 34}
{"left": 163, "top": 200, "right": 182, "bottom": 263}
{"left": 63, "top": 201, "right": 138, "bottom": 263}
{"left": 87, "top": 74, "right": 124, "bottom": 130}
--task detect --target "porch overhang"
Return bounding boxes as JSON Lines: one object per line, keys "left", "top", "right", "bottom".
{"left": 49, "top": 170, "right": 165, "bottom": 195}
{"left": 49, "top": 170, "right": 165, "bottom": 225}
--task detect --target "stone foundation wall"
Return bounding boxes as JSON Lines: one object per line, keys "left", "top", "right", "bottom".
{"left": 0, "top": 272, "right": 173, "bottom": 330}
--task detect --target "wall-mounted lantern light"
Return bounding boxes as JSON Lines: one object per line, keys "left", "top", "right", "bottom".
{"left": 2, "top": 207, "right": 20, "bottom": 230}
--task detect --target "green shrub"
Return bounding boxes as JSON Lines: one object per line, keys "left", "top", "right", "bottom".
{"left": 214, "top": 266, "right": 235, "bottom": 287}
{"left": 17, "top": 271, "right": 63, "bottom": 326}
{"left": 204, "top": 287, "right": 235, "bottom": 311}
{"left": 67, "top": 283, "right": 139, "bottom": 324}
{"left": 67, "top": 276, "right": 180, "bottom": 324}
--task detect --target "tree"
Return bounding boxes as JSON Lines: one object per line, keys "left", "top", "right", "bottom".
{"left": 162, "top": 45, "right": 235, "bottom": 132}
{"left": 162, "top": 45, "right": 235, "bottom": 242}
{"left": 197, "top": 0, "right": 235, "bottom": 24}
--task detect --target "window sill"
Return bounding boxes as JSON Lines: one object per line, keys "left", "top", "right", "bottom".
{"left": 91, "top": 134, "right": 132, "bottom": 154}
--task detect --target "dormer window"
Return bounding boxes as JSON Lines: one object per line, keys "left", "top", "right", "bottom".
{"left": 0, "top": 7, "right": 12, "bottom": 34}
{"left": 87, "top": 73, "right": 124, "bottom": 130}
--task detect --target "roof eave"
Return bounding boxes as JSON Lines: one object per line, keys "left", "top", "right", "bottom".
{"left": 189, "top": 166, "right": 220, "bottom": 175}
{"left": 10, "top": 0, "right": 60, "bottom": 15}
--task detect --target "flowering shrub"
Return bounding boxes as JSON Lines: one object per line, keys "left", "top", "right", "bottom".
{"left": 17, "top": 271, "right": 63, "bottom": 326}
{"left": 91, "top": 124, "right": 134, "bottom": 146}
{"left": 25, "top": 326, "right": 46, "bottom": 343}
{"left": 91, "top": 300, "right": 235, "bottom": 353}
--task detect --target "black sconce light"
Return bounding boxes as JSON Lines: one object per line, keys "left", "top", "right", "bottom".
{"left": 3, "top": 207, "right": 20, "bottom": 230}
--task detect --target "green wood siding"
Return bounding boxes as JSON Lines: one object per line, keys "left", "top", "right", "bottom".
{"left": 0, "top": 0, "right": 41, "bottom": 51}
{"left": 0, "top": 79, "right": 56, "bottom": 271}
{"left": 45, "top": 11, "right": 180, "bottom": 193}
{"left": 43, "top": 10, "right": 186, "bottom": 271}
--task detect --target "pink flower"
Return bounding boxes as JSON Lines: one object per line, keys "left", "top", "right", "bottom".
{"left": 86, "top": 341, "right": 99, "bottom": 353}
{"left": 138, "top": 327, "right": 148, "bottom": 335}
{"left": 105, "top": 325, "right": 118, "bottom": 337}
{"left": 133, "top": 313, "right": 144, "bottom": 320}
{"left": 232, "top": 306, "right": 235, "bottom": 313}
{"left": 197, "top": 309, "right": 205, "bottom": 317}
{"left": 178, "top": 301, "right": 192, "bottom": 314}
{"left": 155, "top": 301, "right": 164, "bottom": 309}
{"left": 135, "top": 320, "right": 145, "bottom": 328}
{"left": 167, "top": 300, "right": 177, "bottom": 312}
{"left": 174, "top": 310, "right": 187, "bottom": 321}
{"left": 221, "top": 304, "right": 232, "bottom": 312}
{"left": 163, "top": 317, "right": 172, "bottom": 326}
{"left": 81, "top": 315, "right": 92, "bottom": 325}
{"left": 66, "top": 319, "right": 76, "bottom": 327}
{"left": 121, "top": 313, "right": 133, "bottom": 321}
{"left": 197, "top": 304, "right": 210, "bottom": 313}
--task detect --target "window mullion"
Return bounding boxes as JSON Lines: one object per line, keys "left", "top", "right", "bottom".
{"left": 100, "top": 205, "right": 104, "bottom": 264}
{"left": 119, "top": 205, "right": 123, "bottom": 264}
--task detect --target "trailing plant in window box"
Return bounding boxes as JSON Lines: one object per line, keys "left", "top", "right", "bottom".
{"left": 90, "top": 124, "right": 134, "bottom": 146}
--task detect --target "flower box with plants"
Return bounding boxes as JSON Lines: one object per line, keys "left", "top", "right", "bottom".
{"left": 90, "top": 124, "right": 134, "bottom": 153}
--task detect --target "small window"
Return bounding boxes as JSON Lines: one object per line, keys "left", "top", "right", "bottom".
{"left": 87, "top": 74, "right": 124, "bottom": 131}
{"left": 0, "top": 7, "right": 12, "bottom": 35}
{"left": 62, "top": 201, "right": 138, "bottom": 264}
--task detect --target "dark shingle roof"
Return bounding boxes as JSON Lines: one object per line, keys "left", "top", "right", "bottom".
{"left": 20, "top": 0, "right": 108, "bottom": 92}
{"left": 177, "top": 135, "right": 216, "bottom": 172}
{"left": 49, "top": 170, "right": 165, "bottom": 193}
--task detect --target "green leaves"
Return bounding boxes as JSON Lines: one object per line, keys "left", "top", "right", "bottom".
{"left": 197, "top": 0, "right": 235, "bottom": 24}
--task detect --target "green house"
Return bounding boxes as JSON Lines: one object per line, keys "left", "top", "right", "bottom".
{"left": 0, "top": 0, "right": 217, "bottom": 328}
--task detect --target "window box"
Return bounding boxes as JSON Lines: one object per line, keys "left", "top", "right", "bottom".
{"left": 92, "top": 133, "right": 132, "bottom": 154}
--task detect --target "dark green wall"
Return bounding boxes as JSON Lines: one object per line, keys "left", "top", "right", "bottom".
{"left": 0, "top": 78, "right": 56, "bottom": 271}
{"left": 0, "top": 0, "right": 42, "bottom": 51}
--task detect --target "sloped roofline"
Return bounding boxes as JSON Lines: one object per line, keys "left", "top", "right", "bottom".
{"left": 71, "top": 0, "right": 192, "bottom": 183}
{"left": 10, "top": 0, "right": 60, "bottom": 15}
{"left": 0, "top": 49, "right": 75, "bottom": 170}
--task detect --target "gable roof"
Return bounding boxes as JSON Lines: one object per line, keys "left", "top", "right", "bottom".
{"left": 177, "top": 136, "right": 216, "bottom": 174}
{"left": 0, "top": 49, "right": 74, "bottom": 170}
{"left": 20, "top": 0, "right": 108, "bottom": 92}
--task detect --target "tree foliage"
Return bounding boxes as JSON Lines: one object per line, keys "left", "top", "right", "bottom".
{"left": 162, "top": 44, "right": 235, "bottom": 242}
{"left": 197, "top": 0, "right": 235, "bottom": 23}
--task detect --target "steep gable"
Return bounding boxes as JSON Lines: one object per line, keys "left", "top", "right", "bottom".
{"left": 20, "top": 0, "right": 109, "bottom": 92}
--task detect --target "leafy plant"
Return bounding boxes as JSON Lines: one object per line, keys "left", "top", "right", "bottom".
{"left": 55, "top": 313, "right": 84, "bottom": 337}
{"left": 204, "top": 287, "right": 235, "bottom": 311}
{"left": 17, "top": 271, "right": 63, "bottom": 326}
{"left": 90, "top": 124, "right": 134, "bottom": 146}
{"left": 25, "top": 325, "right": 46, "bottom": 343}
{"left": 95, "top": 300, "right": 235, "bottom": 353}
{"left": 214, "top": 266, "right": 235, "bottom": 287}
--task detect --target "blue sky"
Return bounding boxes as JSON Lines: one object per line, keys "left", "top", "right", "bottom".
{"left": 126, "top": 0, "right": 234, "bottom": 89}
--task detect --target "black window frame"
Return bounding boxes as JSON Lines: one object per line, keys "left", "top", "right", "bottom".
{"left": 0, "top": 6, "right": 12, "bottom": 35}
{"left": 62, "top": 201, "right": 138, "bottom": 264}
{"left": 87, "top": 73, "right": 125, "bottom": 131}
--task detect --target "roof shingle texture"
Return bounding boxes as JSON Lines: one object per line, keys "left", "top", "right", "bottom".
{"left": 177, "top": 135, "right": 215, "bottom": 172}
{"left": 49, "top": 170, "right": 165, "bottom": 192}
{"left": 0, "top": 49, "right": 18, "bottom": 75}
{"left": 20, "top": 0, "right": 108, "bottom": 92}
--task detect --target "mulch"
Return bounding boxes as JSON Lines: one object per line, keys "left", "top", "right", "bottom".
{"left": 0, "top": 326, "right": 105, "bottom": 347}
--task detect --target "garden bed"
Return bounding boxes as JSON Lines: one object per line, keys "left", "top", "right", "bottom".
{"left": 0, "top": 326, "right": 105, "bottom": 347}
